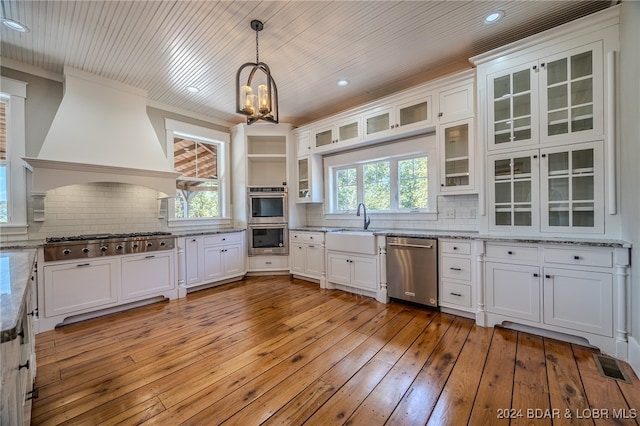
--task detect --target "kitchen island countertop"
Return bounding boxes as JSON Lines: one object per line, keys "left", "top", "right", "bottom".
{"left": 0, "top": 249, "right": 36, "bottom": 342}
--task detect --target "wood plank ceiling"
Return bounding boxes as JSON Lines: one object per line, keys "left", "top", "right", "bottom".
{"left": 0, "top": 1, "right": 613, "bottom": 127}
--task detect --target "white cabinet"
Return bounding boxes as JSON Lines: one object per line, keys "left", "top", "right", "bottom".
{"left": 313, "top": 116, "right": 362, "bottom": 153}
{"left": 181, "top": 231, "right": 246, "bottom": 289}
{"left": 485, "top": 41, "right": 603, "bottom": 151}
{"left": 295, "top": 129, "right": 312, "bottom": 156}
{"left": 438, "top": 81, "right": 474, "bottom": 123}
{"left": 439, "top": 118, "right": 475, "bottom": 193}
{"left": 296, "top": 155, "right": 323, "bottom": 203}
{"left": 483, "top": 241, "right": 628, "bottom": 357}
{"left": 326, "top": 252, "right": 377, "bottom": 292}
{"left": 439, "top": 239, "right": 475, "bottom": 313}
{"left": 121, "top": 251, "right": 175, "bottom": 301}
{"left": 43, "top": 258, "right": 119, "bottom": 317}
{"left": 290, "top": 231, "right": 325, "bottom": 283}
{"left": 488, "top": 141, "right": 604, "bottom": 233}
{"left": 363, "top": 92, "right": 433, "bottom": 140}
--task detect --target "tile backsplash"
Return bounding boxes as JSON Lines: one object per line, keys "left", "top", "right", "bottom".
{"left": 305, "top": 194, "right": 480, "bottom": 231}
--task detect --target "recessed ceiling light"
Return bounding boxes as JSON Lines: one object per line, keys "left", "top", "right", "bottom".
{"left": 1, "top": 18, "right": 30, "bottom": 32}
{"left": 337, "top": 79, "right": 350, "bottom": 87}
{"left": 484, "top": 10, "right": 504, "bottom": 24}
{"left": 186, "top": 86, "right": 200, "bottom": 93}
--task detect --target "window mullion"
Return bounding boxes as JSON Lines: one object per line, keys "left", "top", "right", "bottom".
{"left": 390, "top": 160, "right": 399, "bottom": 210}
{"left": 357, "top": 164, "right": 364, "bottom": 206}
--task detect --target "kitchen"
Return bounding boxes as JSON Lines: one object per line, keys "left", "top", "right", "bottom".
{"left": 1, "top": 1, "right": 640, "bottom": 424}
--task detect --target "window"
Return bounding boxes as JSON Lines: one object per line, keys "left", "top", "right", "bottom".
{"left": 165, "top": 119, "right": 230, "bottom": 225}
{"left": 325, "top": 134, "right": 437, "bottom": 216}
{"left": 0, "top": 77, "right": 28, "bottom": 234}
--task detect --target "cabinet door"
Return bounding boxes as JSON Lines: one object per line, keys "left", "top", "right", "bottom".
{"left": 43, "top": 259, "right": 118, "bottom": 316}
{"left": 488, "top": 150, "right": 540, "bottom": 231}
{"left": 296, "top": 130, "right": 311, "bottom": 156}
{"left": 540, "top": 141, "right": 604, "bottom": 233}
{"left": 297, "top": 157, "right": 310, "bottom": 201}
{"left": 184, "top": 237, "right": 202, "bottom": 286}
{"left": 290, "top": 242, "right": 305, "bottom": 274}
{"left": 439, "top": 118, "right": 475, "bottom": 193}
{"left": 336, "top": 116, "right": 361, "bottom": 144}
{"left": 539, "top": 41, "right": 603, "bottom": 144}
{"left": 305, "top": 244, "right": 324, "bottom": 277}
{"left": 203, "top": 246, "right": 224, "bottom": 282}
{"left": 438, "top": 82, "right": 474, "bottom": 122}
{"left": 485, "top": 262, "right": 541, "bottom": 322}
{"left": 121, "top": 252, "right": 174, "bottom": 300}
{"left": 543, "top": 268, "right": 612, "bottom": 336}
{"left": 326, "top": 252, "right": 351, "bottom": 286}
{"left": 395, "top": 94, "right": 433, "bottom": 132}
{"left": 313, "top": 125, "right": 334, "bottom": 150}
{"left": 222, "top": 244, "right": 244, "bottom": 276}
{"left": 351, "top": 255, "right": 377, "bottom": 291}
{"left": 487, "top": 61, "right": 539, "bottom": 151}
{"left": 363, "top": 106, "right": 395, "bottom": 139}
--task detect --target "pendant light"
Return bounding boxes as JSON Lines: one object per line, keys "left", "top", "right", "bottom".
{"left": 235, "top": 20, "right": 278, "bottom": 124}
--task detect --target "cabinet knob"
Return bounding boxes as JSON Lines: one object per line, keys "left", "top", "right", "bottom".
{"left": 533, "top": 273, "right": 539, "bottom": 277}
{"left": 63, "top": 249, "right": 71, "bottom": 255}
{"left": 545, "top": 274, "right": 552, "bottom": 279}
{"left": 453, "top": 247, "right": 458, "bottom": 250}
{"left": 438, "top": 112, "right": 443, "bottom": 118}
{"left": 19, "top": 360, "right": 30, "bottom": 370}
{"left": 222, "top": 238, "right": 226, "bottom": 241}
{"left": 507, "top": 251, "right": 514, "bottom": 255}
{"left": 533, "top": 65, "right": 537, "bottom": 71}
{"left": 573, "top": 255, "right": 581, "bottom": 260}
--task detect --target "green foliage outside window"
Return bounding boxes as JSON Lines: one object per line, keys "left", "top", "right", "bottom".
{"left": 364, "top": 161, "right": 390, "bottom": 210}
{"left": 336, "top": 168, "right": 357, "bottom": 211}
{"left": 399, "top": 157, "right": 429, "bottom": 209}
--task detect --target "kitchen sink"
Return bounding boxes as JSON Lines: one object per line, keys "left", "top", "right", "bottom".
{"left": 325, "top": 230, "right": 377, "bottom": 255}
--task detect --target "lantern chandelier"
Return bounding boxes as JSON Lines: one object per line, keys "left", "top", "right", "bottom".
{"left": 236, "top": 19, "right": 279, "bottom": 124}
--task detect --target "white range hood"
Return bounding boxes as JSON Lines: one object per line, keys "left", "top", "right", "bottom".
{"left": 23, "top": 67, "right": 179, "bottom": 195}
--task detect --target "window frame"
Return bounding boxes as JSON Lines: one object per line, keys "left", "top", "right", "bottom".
{"left": 0, "top": 77, "right": 28, "bottom": 235}
{"left": 324, "top": 134, "right": 438, "bottom": 221}
{"left": 165, "top": 119, "right": 231, "bottom": 227}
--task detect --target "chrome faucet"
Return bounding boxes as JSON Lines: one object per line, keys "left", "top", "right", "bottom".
{"left": 356, "top": 202, "right": 371, "bottom": 230}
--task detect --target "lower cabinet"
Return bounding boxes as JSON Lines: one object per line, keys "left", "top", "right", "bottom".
{"left": 483, "top": 242, "right": 627, "bottom": 357}
{"left": 121, "top": 252, "right": 175, "bottom": 300}
{"left": 439, "top": 239, "right": 475, "bottom": 314}
{"left": 181, "top": 231, "right": 246, "bottom": 289}
{"left": 289, "top": 231, "right": 325, "bottom": 283}
{"left": 326, "top": 252, "right": 377, "bottom": 292}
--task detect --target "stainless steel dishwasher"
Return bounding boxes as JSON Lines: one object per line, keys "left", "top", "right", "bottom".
{"left": 386, "top": 236, "right": 438, "bottom": 307}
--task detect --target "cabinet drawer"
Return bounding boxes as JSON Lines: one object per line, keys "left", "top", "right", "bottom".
{"left": 203, "top": 232, "right": 243, "bottom": 246}
{"left": 248, "top": 255, "right": 289, "bottom": 270}
{"left": 485, "top": 244, "right": 539, "bottom": 262}
{"left": 543, "top": 247, "right": 612, "bottom": 268}
{"left": 441, "top": 257, "right": 471, "bottom": 281}
{"left": 291, "top": 231, "right": 324, "bottom": 244}
{"left": 441, "top": 281, "right": 472, "bottom": 308}
{"left": 440, "top": 241, "right": 471, "bottom": 255}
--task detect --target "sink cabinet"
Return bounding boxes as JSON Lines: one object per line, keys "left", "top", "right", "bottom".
{"left": 326, "top": 252, "right": 377, "bottom": 292}
{"left": 325, "top": 232, "right": 380, "bottom": 298}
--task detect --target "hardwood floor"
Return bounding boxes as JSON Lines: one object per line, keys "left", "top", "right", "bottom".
{"left": 31, "top": 276, "right": 640, "bottom": 425}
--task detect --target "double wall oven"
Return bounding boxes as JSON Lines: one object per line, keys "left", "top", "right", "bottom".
{"left": 247, "top": 187, "right": 288, "bottom": 256}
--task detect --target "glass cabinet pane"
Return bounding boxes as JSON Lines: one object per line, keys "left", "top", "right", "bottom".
{"left": 366, "top": 113, "right": 390, "bottom": 136}
{"left": 399, "top": 101, "right": 429, "bottom": 126}
{"left": 315, "top": 129, "right": 332, "bottom": 148}
{"left": 492, "top": 155, "right": 533, "bottom": 228}
{"left": 545, "top": 50, "right": 594, "bottom": 137}
{"left": 338, "top": 122, "right": 359, "bottom": 142}
{"left": 298, "top": 158, "right": 309, "bottom": 199}
{"left": 543, "top": 146, "right": 596, "bottom": 229}
{"left": 492, "top": 68, "right": 532, "bottom": 146}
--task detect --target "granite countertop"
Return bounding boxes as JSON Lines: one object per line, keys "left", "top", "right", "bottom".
{"left": 290, "top": 227, "right": 631, "bottom": 248}
{"left": 1, "top": 249, "right": 36, "bottom": 342}
{"left": 174, "top": 228, "right": 246, "bottom": 237}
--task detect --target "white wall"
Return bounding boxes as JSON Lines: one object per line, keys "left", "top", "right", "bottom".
{"left": 619, "top": 0, "right": 640, "bottom": 374}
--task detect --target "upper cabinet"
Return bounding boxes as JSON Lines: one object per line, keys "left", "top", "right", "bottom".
{"left": 438, "top": 82, "right": 475, "bottom": 123}
{"left": 363, "top": 92, "right": 433, "bottom": 140}
{"left": 313, "top": 116, "right": 362, "bottom": 153}
{"left": 473, "top": 6, "right": 619, "bottom": 236}
{"left": 486, "top": 42, "right": 603, "bottom": 151}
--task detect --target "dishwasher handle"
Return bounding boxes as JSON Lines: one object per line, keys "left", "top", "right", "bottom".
{"left": 387, "top": 242, "right": 433, "bottom": 249}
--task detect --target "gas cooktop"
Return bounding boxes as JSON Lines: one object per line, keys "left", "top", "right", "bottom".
{"left": 45, "top": 231, "right": 172, "bottom": 243}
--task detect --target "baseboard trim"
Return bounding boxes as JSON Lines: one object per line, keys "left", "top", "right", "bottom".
{"left": 628, "top": 336, "right": 640, "bottom": 377}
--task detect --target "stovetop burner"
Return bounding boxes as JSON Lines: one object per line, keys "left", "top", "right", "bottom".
{"left": 43, "top": 232, "right": 175, "bottom": 261}
{"left": 46, "top": 231, "right": 172, "bottom": 243}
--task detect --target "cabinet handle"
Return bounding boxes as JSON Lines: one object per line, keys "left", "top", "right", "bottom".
{"left": 76, "top": 263, "right": 91, "bottom": 267}
{"left": 145, "top": 255, "right": 155, "bottom": 259}
{"left": 533, "top": 273, "right": 539, "bottom": 277}
{"left": 222, "top": 238, "right": 226, "bottom": 241}
{"left": 18, "top": 329, "right": 24, "bottom": 339}
{"left": 450, "top": 292, "right": 462, "bottom": 297}
{"left": 453, "top": 247, "right": 458, "bottom": 250}
{"left": 265, "top": 261, "right": 272, "bottom": 265}
{"left": 540, "top": 62, "right": 546, "bottom": 68}
{"left": 533, "top": 155, "right": 538, "bottom": 159}
{"left": 19, "top": 360, "right": 30, "bottom": 370}
{"left": 192, "top": 239, "right": 197, "bottom": 242}
{"left": 438, "top": 112, "right": 443, "bottom": 117}
{"left": 573, "top": 255, "right": 581, "bottom": 260}
{"left": 450, "top": 267, "right": 462, "bottom": 271}
{"left": 28, "top": 309, "right": 37, "bottom": 317}
{"left": 541, "top": 154, "right": 547, "bottom": 158}
{"left": 545, "top": 274, "right": 552, "bottom": 279}
{"left": 507, "top": 251, "right": 514, "bottom": 255}
{"left": 533, "top": 65, "right": 537, "bottom": 71}
{"left": 26, "top": 388, "right": 39, "bottom": 401}
{"left": 308, "top": 245, "right": 315, "bottom": 248}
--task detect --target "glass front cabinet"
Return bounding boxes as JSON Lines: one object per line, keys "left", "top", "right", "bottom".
{"left": 363, "top": 93, "right": 433, "bottom": 140}
{"left": 439, "top": 118, "right": 475, "bottom": 193}
{"left": 313, "top": 116, "right": 361, "bottom": 153}
{"left": 488, "top": 141, "right": 604, "bottom": 233}
{"left": 487, "top": 42, "right": 603, "bottom": 151}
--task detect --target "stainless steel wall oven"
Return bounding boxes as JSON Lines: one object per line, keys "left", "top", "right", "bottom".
{"left": 247, "top": 186, "right": 287, "bottom": 224}
{"left": 248, "top": 224, "right": 288, "bottom": 256}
